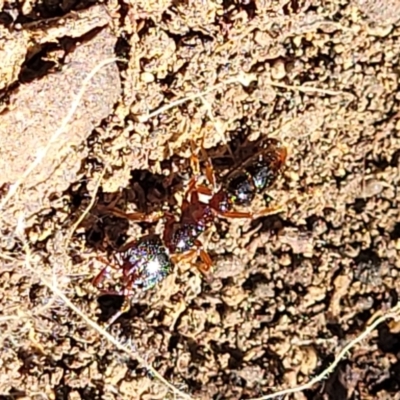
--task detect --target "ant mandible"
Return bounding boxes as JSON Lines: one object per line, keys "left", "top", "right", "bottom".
{"left": 92, "top": 136, "right": 287, "bottom": 326}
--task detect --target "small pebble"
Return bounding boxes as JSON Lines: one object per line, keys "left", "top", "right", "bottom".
{"left": 141, "top": 72, "right": 155, "bottom": 83}
{"left": 363, "top": 179, "right": 384, "bottom": 198}
{"left": 279, "top": 253, "right": 292, "bottom": 266}
{"left": 271, "top": 60, "right": 286, "bottom": 80}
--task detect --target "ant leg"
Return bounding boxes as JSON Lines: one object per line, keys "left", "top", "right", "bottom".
{"left": 253, "top": 205, "right": 284, "bottom": 218}
{"left": 91, "top": 255, "right": 121, "bottom": 287}
{"left": 172, "top": 248, "right": 213, "bottom": 281}
{"left": 97, "top": 205, "right": 164, "bottom": 224}
{"left": 171, "top": 249, "right": 197, "bottom": 265}
{"left": 92, "top": 266, "right": 109, "bottom": 287}
{"left": 163, "top": 211, "right": 178, "bottom": 247}
{"left": 218, "top": 210, "right": 252, "bottom": 219}
{"left": 197, "top": 185, "right": 213, "bottom": 195}
{"left": 170, "top": 240, "right": 214, "bottom": 282}
{"left": 196, "top": 136, "right": 219, "bottom": 190}
{"left": 197, "top": 249, "right": 213, "bottom": 280}
{"left": 219, "top": 205, "right": 284, "bottom": 220}
{"left": 189, "top": 140, "right": 202, "bottom": 178}
{"left": 190, "top": 138, "right": 218, "bottom": 190}
{"left": 193, "top": 240, "right": 214, "bottom": 281}
{"left": 275, "top": 142, "right": 288, "bottom": 165}
{"left": 186, "top": 140, "right": 209, "bottom": 200}
{"left": 203, "top": 155, "right": 218, "bottom": 190}
{"left": 184, "top": 172, "right": 216, "bottom": 200}
{"left": 184, "top": 177, "right": 198, "bottom": 201}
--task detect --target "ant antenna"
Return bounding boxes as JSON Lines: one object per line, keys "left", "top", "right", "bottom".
{"left": 191, "top": 136, "right": 219, "bottom": 191}
{"left": 198, "top": 93, "right": 235, "bottom": 159}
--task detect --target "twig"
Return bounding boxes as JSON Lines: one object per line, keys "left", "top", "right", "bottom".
{"left": 0, "top": 57, "right": 120, "bottom": 212}
{"left": 248, "top": 304, "right": 400, "bottom": 400}
{"left": 0, "top": 315, "right": 25, "bottom": 322}
{"left": 136, "top": 76, "right": 249, "bottom": 122}
{"left": 264, "top": 80, "right": 350, "bottom": 97}
{"left": 136, "top": 73, "right": 350, "bottom": 124}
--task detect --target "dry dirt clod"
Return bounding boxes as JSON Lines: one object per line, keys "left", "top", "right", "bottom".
{"left": 0, "top": 8, "right": 121, "bottom": 226}
{"left": 0, "top": 28, "right": 28, "bottom": 91}
{"left": 0, "top": 5, "right": 111, "bottom": 91}
{"left": 354, "top": 0, "right": 400, "bottom": 25}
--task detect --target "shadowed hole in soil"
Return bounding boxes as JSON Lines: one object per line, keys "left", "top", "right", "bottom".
{"left": 167, "top": 333, "right": 181, "bottom": 352}
{"left": 250, "top": 347, "right": 284, "bottom": 379}
{"left": 390, "top": 149, "right": 400, "bottom": 166}
{"left": 76, "top": 161, "right": 187, "bottom": 253}
{"left": 20, "top": 27, "right": 106, "bottom": 84}
{"left": 78, "top": 385, "right": 105, "bottom": 400}
{"left": 305, "top": 361, "right": 349, "bottom": 400}
{"left": 186, "top": 338, "right": 207, "bottom": 364}
{"left": 211, "top": 340, "right": 245, "bottom": 369}
{"left": 97, "top": 294, "right": 153, "bottom": 324}
{"left": 352, "top": 198, "right": 367, "bottom": 213}
{"left": 377, "top": 323, "right": 400, "bottom": 354}
{"left": 390, "top": 222, "right": 400, "bottom": 240}
{"left": 0, "top": 388, "right": 27, "bottom": 399}
{"left": 19, "top": 43, "right": 63, "bottom": 83}
{"left": 282, "top": 0, "right": 303, "bottom": 14}
{"left": 353, "top": 248, "right": 382, "bottom": 285}
{"left": 242, "top": 272, "right": 269, "bottom": 291}
{"left": 54, "top": 384, "right": 70, "bottom": 400}
{"left": 114, "top": 35, "right": 131, "bottom": 71}
{"left": 371, "top": 360, "right": 400, "bottom": 394}
{"left": 222, "top": 0, "right": 257, "bottom": 20}
{"left": 97, "top": 294, "right": 125, "bottom": 322}
{"left": 28, "top": 282, "right": 49, "bottom": 306}
{"left": 215, "top": 302, "right": 232, "bottom": 321}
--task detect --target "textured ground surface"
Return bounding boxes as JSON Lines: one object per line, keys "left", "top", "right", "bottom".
{"left": 0, "top": 0, "right": 400, "bottom": 399}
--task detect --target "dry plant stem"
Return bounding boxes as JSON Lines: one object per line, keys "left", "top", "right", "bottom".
{"left": 249, "top": 304, "right": 400, "bottom": 400}
{"left": 17, "top": 227, "right": 193, "bottom": 400}
{"left": 138, "top": 74, "right": 350, "bottom": 123}
{"left": 265, "top": 80, "right": 350, "bottom": 96}
{"left": 137, "top": 77, "right": 244, "bottom": 122}
{"left": 0, "top": 57, "right": 120, "bottom": 212}
{"left": 0, "top": 315, "right": 24, "bottom": 322}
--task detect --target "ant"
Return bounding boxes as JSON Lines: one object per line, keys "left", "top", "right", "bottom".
{"left": 92, "top": 137, "right": 287, "bottom": 326}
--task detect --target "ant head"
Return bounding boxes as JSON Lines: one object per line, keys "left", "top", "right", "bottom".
{"left": 226, "top": 171, "right": 256, "bottom": 207}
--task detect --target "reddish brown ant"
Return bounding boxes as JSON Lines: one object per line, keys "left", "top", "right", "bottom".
{"left": 160, "top": 137, "right": 287, "bottom": 277}
{"left": 92, "top": 136, "right": 287, "bottom": 326}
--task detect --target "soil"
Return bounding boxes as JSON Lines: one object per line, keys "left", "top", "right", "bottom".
{"left": 0, "top": 0, "right": 400, "bottom": 399}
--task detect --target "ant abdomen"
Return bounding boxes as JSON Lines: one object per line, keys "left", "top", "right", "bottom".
{"left": 120, "top": 234, "right": 173, "bottom": 291}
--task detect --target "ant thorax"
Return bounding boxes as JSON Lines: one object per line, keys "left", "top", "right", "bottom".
{"left": 197, "top": 190, "right": 214, "bottom": 205}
